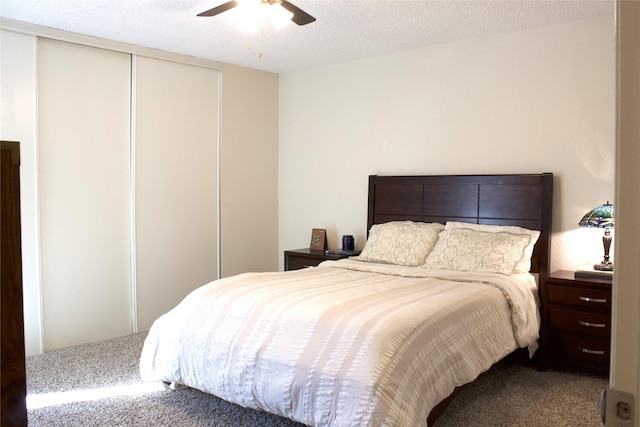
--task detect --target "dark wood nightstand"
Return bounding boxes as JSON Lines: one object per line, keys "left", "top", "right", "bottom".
{"left": 538, "top": 270, "right": 612, "bottom": 375}
{"left": 284, "top": 248, "right": 360, "bottom": 271}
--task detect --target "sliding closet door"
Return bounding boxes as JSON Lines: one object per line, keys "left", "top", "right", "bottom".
{"left": 134, "top": 56, "right": 219, "bottom": 330}
{"left": 38, "top": 39, "right": 132, "bottom": 351}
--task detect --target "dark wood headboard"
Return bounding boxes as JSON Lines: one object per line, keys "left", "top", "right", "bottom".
{"left": 367, "top": 173, "right": 553, "bottom": 278}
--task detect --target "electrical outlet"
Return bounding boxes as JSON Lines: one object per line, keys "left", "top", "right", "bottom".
{"left": 601, "top": 388, "right": 635, "bottom": 427}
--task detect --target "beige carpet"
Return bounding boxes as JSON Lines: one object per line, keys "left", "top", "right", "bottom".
{"left": 26, "top": 332, "right": 607, "bottom": 426}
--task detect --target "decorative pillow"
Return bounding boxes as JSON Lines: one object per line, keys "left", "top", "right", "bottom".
{"left": 422, "top": 228, "right": 532, "bottom": 275}
{"left": 444, "top": 222, "right": 540, "bottom": 273}
{"left": 357, "top": 221, "right": 445, "bottom": 267}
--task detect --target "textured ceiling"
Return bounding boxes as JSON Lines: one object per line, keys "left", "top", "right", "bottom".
{"left": 0, "top": 0, "right": 614, "bottom": 74}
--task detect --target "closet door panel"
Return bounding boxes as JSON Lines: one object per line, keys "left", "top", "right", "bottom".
{"left": 135, "top": 56, "right": 219, "bottom": 330}
{"left": 38, "top": 39, "right": 132, "bottom": 351}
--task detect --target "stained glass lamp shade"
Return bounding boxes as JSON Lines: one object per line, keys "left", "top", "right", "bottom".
{"left": 578, "top": 201, "right": 615, "bottom": 271}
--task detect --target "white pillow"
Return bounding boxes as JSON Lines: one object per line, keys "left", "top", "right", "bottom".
{"left": 422, "top": 228, "right": 532, "bottom": 275}
{"left": 356, "top": 221, "right": 445, "bottom": 267}
{"left": 444, "top": 221, "right": 540, "bottom": 273}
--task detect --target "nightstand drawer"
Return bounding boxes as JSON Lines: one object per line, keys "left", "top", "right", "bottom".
{"left": 539, "top": 270, "right": 612, "bottom": 374}
{"left": 547, "top": 284, "right": 611, "bottom": 310}
{"left": 548, "top": 307, "right": 610, "bottom": 336}
{"left": 550, "top": 332, "right": 610, "bottom": 365}
{"left": 286, "top": 256, "right": 324, "bottom": 270}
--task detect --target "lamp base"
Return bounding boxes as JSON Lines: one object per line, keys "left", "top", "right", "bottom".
{"left": 594, "top": 262, "right": 613, "bottom": 271}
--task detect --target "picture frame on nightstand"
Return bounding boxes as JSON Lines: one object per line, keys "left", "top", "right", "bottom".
{"left": 309, "top": 228, "right": 327, "bottom": 251}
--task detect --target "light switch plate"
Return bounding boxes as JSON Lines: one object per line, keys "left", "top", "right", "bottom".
{"left": 602, "top": 388, "right": 635, "bottom": 427}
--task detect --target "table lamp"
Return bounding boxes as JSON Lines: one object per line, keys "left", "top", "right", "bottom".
{"left": 578, "top": 201, "right": 615, "bottom": 271}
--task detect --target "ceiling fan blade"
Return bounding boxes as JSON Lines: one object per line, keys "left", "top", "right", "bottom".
{"left": 197, "top": 1, "right": 239, "bottom": 17}
{"left": 280, "top": 0, "right": 316, "bottom": 25}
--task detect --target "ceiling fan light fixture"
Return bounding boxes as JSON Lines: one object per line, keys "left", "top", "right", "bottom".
{"left": 234, "top": 0, "right": 264, "bottom": 32}
{"left": 198, "top": 0, "right": 315, "bottom": 28}
{"left": 269, "top": 3, "right": 293, "bottom": 29}
{"left": 236, "top": 0, "right": 262, "bottom": 9}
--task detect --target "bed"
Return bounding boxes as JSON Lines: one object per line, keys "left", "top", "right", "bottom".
{"left": 140, "top": 173, "right": 554, "bottom": 426}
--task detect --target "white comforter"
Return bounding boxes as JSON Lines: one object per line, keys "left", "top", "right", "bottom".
{"left": 140, "top": 259, "right": 539, "bottom": 427}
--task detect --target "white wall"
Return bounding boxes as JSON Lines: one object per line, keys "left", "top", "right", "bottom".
{"left": 279, "top": 15, "right": 616, "bottom": 273}
{"left": 219, "top": 63, "right": 279, "bottom": 277}
{"left": 0, "top": 30, "right": 42, "bottom": 355}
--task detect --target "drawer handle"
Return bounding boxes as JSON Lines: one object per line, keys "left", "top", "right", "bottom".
{"left": 579, "top": 296, "right": 607, "bottom": 304}
{"left": 579, "top": 320, "right": 606, "bottom": 328}
{"left": 580, "top": 348, "right": 605, "bottom": 356}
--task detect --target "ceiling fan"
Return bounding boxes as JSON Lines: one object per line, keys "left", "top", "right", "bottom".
{"left": 198, "top": 0, "right": 316, "bottom": 26}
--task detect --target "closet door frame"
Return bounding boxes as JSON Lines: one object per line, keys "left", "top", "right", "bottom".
{"left": 37, "top": 39, "right": 223, "bottom": 348}
{"left": 2, "top": 20, "right": 276, "bottom": 354}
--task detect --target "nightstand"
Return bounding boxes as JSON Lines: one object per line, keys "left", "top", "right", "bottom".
{"left": 538, "top": 270, "right": 612, "bottom": 375}
{"left": 284, "top": 248, "right": 360, "bottom": 271}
